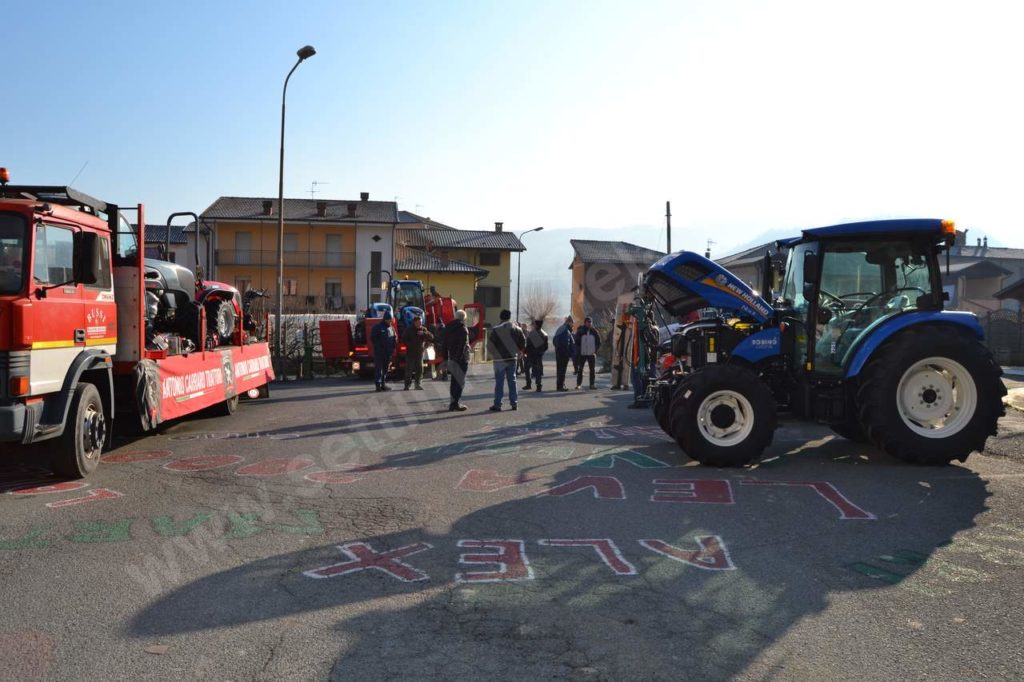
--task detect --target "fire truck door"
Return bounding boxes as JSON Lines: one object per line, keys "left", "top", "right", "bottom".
{"left": 29, "top": 223, "right": 85, "bottom": 395}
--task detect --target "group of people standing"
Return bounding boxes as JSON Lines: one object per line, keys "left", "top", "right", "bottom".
{"left": 486, "top": 311, "right": 603, "bottom": 410}
{"left": 369, "top": 308, "right": 603, "bottom": 413}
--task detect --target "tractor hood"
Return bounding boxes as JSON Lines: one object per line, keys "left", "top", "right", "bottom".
{"left": 643, "top": 251, "right": 773, "bottom": 323}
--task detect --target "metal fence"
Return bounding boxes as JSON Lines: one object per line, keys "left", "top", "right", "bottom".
{"left": 983, "top": 309, "right": 1024, "bottom": 365}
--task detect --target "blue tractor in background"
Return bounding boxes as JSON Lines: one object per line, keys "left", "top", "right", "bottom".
{"left": 644, "top": 218, "right": 1006, "bottom": 467}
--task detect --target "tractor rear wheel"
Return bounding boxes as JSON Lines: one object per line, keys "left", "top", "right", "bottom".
{"left": 652, "top": 382, "right": 675, "bottom": 435}
{"left": 830, "top": 418, "right": 867, "bottom": 443}
{"left": 206, "top": 299, "right": 236, "bottom": 343}
{"left": 668, "top": 364, "right": 776, "bottom": 466}
{"left": 856, "top": 327, "right": 1005, "bottom": 465}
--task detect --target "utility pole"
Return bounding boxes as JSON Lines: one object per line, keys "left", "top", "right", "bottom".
{"left": 665, "top": 201, "right": 672, "bottom": 253}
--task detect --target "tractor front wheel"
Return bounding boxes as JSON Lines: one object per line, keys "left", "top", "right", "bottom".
{"left": 668, "top": 364, "right": 776, "bottom": 466}
{"left": 856, "top": 328, "right": 1005, "bottom": 465}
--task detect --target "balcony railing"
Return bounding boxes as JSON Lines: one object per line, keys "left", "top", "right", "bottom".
{"left": 216, "top": 250, "right": 356, "bottom": 268}
{"left": 271, "top": 295, "right": 357, "bottom": 314}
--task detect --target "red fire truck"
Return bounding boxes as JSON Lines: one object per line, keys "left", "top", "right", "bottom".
{"left": 0, "top": 173, "right": 274, "bottom": 478}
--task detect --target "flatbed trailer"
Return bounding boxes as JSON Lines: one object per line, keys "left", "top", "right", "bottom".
{"left": 0, "top": 175, "right": 273, "bottom": 477}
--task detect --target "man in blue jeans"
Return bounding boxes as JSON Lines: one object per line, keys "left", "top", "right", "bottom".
{"left": 486, "top": 309, "right": 526, "bottom": 411}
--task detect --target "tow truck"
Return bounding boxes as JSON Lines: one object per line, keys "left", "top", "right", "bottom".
{"left": 0, "top": 171, "right": 274, "bottom": 477}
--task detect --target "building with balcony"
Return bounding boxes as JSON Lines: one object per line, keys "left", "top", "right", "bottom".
{"left": 199, "top": 194, "right": 397, "bottom": 312}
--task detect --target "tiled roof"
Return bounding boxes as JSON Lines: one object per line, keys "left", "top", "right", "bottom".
{"left": 942, "top": 260, "right": 1012, "bottom": 278}
{"left": 134, "top": 224, "right": 189, "bottom": 245}
{"left": 570, "top": 239, "right": 665, "bottom": 265}
{"left": 394, "top": 245, "right": 489, "bottom": 274}
{"left": 398, "top": 211, "right": 458, "bottom": 230}
{"left": 397, "top": 227, "right": 524, "bottom": 251}
{"left": 201, "top": 196, "right": 398, "bottom": 224}
{"left": 995, "top": 277, "right": 1024, "bottom": 300}
{"left": 952, "top": 245, "right": 1024, "bottom": 260}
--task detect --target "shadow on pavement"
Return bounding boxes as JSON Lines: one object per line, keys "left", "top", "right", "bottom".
{"left": 127, "top": 418, "right": 991, "bottom": 679}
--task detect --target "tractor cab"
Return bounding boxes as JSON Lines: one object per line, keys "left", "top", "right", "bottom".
{"left": 779, "top": 219, "right": 953, "bottom": 376}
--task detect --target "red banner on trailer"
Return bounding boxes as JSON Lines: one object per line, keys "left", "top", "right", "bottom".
{"left": 153, "top": 342, "right": 274, "bottom": 421}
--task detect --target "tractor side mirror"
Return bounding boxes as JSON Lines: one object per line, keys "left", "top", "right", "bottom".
{"left": 801, "top": 250, "right": 819, "bottom": 300}
{"left": 74, "top": 232, "right": 100, "bottom": 285}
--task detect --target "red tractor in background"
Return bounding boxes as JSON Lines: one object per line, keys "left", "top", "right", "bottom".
{"left": 321, "top": 275, "right": 484, "bottom": 378}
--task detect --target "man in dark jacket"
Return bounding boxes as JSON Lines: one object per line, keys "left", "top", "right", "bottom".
{"left": 574, "top": 315, "right": 601, "bottom": 390}
{"left": 523, "top": 319, "right": 549, "bottom": 392}
{"left": 552, "top": 315, "right": 576, "bottom": 392}
{"left": 442, "top": 309, "right": 471, "bottom": 411}
{"left": 402, "top": 315, "right": 434, "bottom": 390}
{"left": 487, "top": 309, "right": 526, "bottom": 411}
{"left": 371, "top": 310, "right": 397, "bottom": 391}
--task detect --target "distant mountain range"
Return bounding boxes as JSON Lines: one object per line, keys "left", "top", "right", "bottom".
{"left": 513, "top": 225, "right": 793, "bottom": 318}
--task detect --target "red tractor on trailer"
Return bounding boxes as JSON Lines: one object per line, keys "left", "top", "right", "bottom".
{"left": 0, "top": 173, "right": 274, "bottom": 478}
{"left": 321, "top": 277, "right": 484, "bottom": 378}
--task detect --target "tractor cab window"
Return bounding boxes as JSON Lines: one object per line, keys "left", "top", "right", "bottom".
{"left": 781, "top": 243, "right": 812, "bottom": 313}
{"left": 114, "top": 212, "right": 138, "bottom": 266}
{"left": 393, "top": 284, "right": 421, "bottom": 310}
{"left": 0, "top": 213, "right": 27, "bottom": 294}
{"left": 813, "top": 239, "right": 938, "bottom": 374}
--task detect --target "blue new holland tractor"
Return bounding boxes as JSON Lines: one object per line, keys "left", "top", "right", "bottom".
{"left": 644, "top": 219, "right": 1006, "bottom": 467}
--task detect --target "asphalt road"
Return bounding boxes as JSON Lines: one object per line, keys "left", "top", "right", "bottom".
{"left": 2, "top": 365, "right": 1023, "bottom": 681}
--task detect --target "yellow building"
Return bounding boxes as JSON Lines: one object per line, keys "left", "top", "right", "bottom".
{"left": 395, "top": 215, "right": 524, "bottom": 326}
{"left": 200, "top": 195, "right": 397, "bottom": 312}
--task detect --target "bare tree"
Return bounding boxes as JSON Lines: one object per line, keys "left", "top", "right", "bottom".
{"left": 519, "top": 281, "right": 560, "bottom": 324}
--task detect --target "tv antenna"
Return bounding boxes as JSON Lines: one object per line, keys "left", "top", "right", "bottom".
{"left": 705, "top": 239, "right": 716, "bottom": 259}
{"left": 310, "top": 180, "right": 329, "bottom": 199}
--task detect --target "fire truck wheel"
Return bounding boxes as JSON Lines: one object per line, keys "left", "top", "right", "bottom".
{"left": 52, "top": 383, "right": 105, "bottom": 478}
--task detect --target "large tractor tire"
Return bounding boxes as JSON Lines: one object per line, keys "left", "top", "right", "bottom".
{"left": 668, "top": 364, "right": 777, "bottom": 467}
{"left": 206, "top": 299, "right": 237, "bottom": 343}
{"left": 652, "top": 382, "right": 675, "bottom": 435}
{"left": 856, "top": 327, "right": 1006, "bottom": 465}
{"left": 830, "top": 419, "right": 867, "bottom": 443}
{"left": 51, "top": 383, "right": 106, "bottom": 478}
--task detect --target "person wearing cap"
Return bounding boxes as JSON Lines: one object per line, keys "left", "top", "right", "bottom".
{"left": 552, "top": 315, "right": 576, "bottom": 392}
{"left": 486, "top": 309, "right": 526, "bottom": 411}
{"left": 371, "top": 309, "right": 397, "bottom": 391}
{"left": 574, "top": 315, "right": 601, "bottom": 390}
{"left": 523, "top": 319, "right": 549, "bottom": 392}
{"left": 402, "top": 315, "right": 434, "bottom": 390}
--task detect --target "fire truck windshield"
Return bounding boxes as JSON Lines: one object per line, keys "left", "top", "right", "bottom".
{"left": 0, "top": 213, "right": 27, "bottom": 294}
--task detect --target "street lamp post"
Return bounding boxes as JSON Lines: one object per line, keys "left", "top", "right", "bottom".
{"left": 515, "top": 226, "right": 544, "bottom": 324}
{"left": 275, "top": 44, "right": 316, "bottom": 379}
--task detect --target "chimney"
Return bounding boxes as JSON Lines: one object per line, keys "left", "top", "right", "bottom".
{"left": 262, "top": 200, "right": 273, "bottom": 216}
{"left": 316, "top": 201, "right": 327, "bottom": 218}
{"left": 360, "top": 192, "right": 369, "bottom": 201}
{"left": 983, "top": 236, "right": 988, "bottom": 248}
{"left": 977, "top": 237, "right": 982, "bottom": 247}
{"left": 347, "top": 202, "right": 357, "bottom": 218}
{"left": 494, "top": 221, "right": 503, "bottom": 233}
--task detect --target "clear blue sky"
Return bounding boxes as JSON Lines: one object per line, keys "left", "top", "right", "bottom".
{"left": 3, "top": 0, "right": 1022, "bottom": 255}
